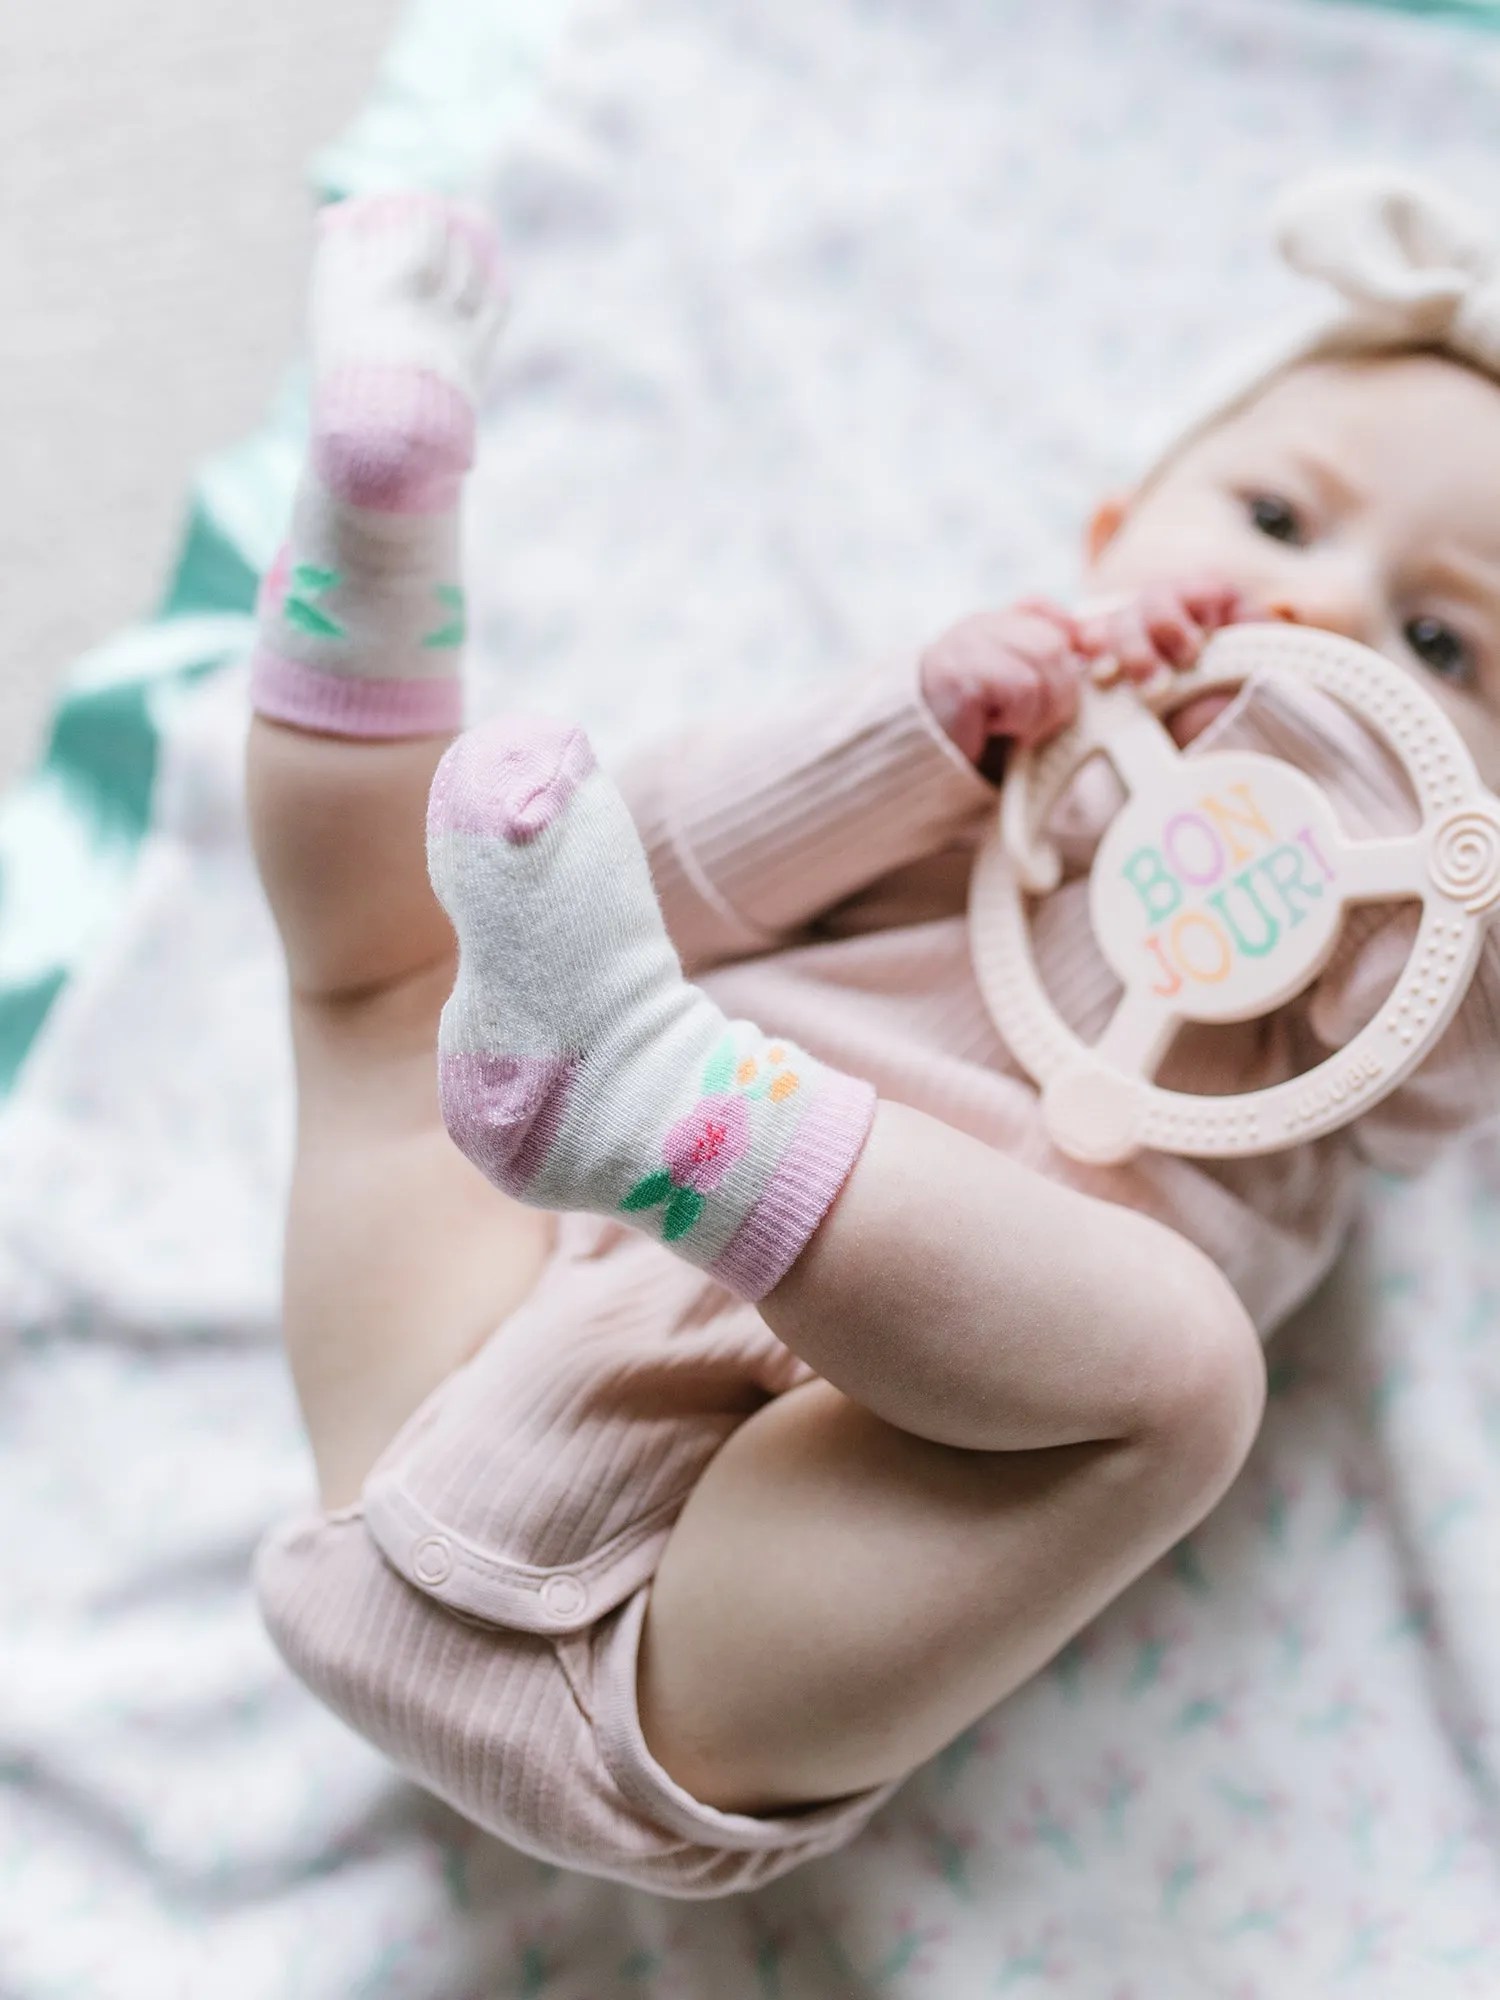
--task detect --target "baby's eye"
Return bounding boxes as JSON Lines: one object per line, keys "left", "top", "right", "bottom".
{"left": 1245, "top": 493, "right": 1306, "bottom": 546}
{"left": 1403, "top": 615, "right": 1475, "bottom": 687}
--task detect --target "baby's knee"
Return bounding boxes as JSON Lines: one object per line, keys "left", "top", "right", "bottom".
{"left": 1128, "top": 1242, "right": 1265, "bottom": 1514}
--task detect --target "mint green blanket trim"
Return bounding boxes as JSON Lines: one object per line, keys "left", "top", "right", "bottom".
{"left": 1320, "top": 0, "right": 1500, "bottom": 21}
{"left": 0, "top": 615, "right": 251, "bottom": 1102}
{"left": 42, "top": 653, "right": 234, "bottom": 852}
{"left": 0, "top": 376, "right": 303, "bottom": 1101}
{"left": 159, "top": 501, "right": 261, "bottom": 623}
{"left": 311, "top": 0, "right": 578, "bottom": 201}
{"left": 0, "top": 972, "right": 67, "bottom": 1098}
{"left": 42, "top": 681, "right": 162, "bottom": 851}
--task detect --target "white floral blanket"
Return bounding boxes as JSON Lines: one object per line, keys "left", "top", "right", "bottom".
{"left": 7, "top": 1, "right": 1500, "bottom": 1992}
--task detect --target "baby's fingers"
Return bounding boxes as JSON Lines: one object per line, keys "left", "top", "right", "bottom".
{"left": 1010, "top": 597, "right": 1085, "bottom": 651}
{"left": 1107, "top": 607, "right": 1165, "bottom": 685}
{"left": 1176, "top": 579, "right": 1242, "bottom": 634}
{"left": 1011, "top": 649, "right": 1086, "bottom": 745}
{"left": 1139, "top": 588, "right": 1206, "bottom": 671}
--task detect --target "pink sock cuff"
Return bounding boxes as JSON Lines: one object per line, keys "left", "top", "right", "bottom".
{"left": 251, "top": 647, "right": 463, "bottom": 739}
{"left": 710, "top": 1069, "right": 877, "bottom": 1301}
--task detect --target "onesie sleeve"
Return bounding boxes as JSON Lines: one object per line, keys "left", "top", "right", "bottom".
{"left": 612, "top": 655, "right": 999, "bottom": 975}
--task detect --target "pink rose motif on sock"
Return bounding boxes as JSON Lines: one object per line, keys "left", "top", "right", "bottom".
{"left": 622, "top": 1035, "right": 800, "bottom": 1240}
{"left": 257, "top": 542, "right": 293, "bottom": 621}
{"left": 665, "top": 1094, "right": 750, "bottom": 1188}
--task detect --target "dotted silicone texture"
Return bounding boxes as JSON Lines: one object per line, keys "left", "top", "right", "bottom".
{"left": 970, "top": 623, "right": 1500, "bottom": 1163}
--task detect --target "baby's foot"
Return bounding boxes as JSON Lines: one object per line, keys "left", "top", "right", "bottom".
{"left": 251, "top": 192, "right": 505, "bottom": 738}
{"left": 427, "top": 718, "right": 876, "bottom": 1300}
{"left": 309, "top": 192, "right": 509, "bottom": 513}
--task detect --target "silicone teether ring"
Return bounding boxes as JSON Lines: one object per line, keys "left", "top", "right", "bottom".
{"left": 970, "top": 623, "right": 1500, "bottom": 1164}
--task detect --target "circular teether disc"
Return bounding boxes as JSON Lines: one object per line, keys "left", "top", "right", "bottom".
{"left": 1089, "top": 749, "right": 1347, "bottom": 1025}
{"left": 969, "top": 623, "right": 1500, "bottom": 1164}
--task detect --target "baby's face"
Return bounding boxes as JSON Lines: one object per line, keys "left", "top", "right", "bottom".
{"left": 1086, "top": 352, "right": 1500, "bottom": 787}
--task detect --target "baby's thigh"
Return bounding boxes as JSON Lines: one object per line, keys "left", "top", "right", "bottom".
{"left": 284, "top": 970, "right": 552, "bottom": 1508}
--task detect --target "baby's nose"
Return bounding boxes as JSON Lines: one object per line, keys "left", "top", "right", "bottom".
{"left": 1262, "top": 566, "right": 1373, "bottom": 645}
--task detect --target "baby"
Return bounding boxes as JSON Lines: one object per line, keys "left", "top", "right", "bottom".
{"left": 249, "top": 172, "right": 1500, "bottom": 1896}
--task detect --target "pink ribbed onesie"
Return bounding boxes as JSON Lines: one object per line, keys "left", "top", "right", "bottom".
{"left": 256, "top": 656, "right": 1500, "bottom": 1897}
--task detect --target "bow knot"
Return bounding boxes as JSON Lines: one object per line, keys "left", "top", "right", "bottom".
{"left": 1274, "top": 169, "right": 1500, "bottom": 373}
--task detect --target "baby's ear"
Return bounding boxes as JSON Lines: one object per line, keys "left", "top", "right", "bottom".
{"left": 1085, "top": 492, "right": 1132, "bottom": 561}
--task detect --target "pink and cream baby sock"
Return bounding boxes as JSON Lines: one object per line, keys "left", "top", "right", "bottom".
{"left": 250, "top": 192, "right": 507, "bottom": 738}
{"left": 427, "top": 720, "right": 877, "bottom": 1300}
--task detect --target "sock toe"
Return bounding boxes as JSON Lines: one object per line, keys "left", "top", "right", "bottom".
{"left": 428, "top": 716, "right": 598, "bottom": 844}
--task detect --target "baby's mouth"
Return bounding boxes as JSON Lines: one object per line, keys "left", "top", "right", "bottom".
{"left": 1165, "top": 599, "right": 1298, "bottom": 745}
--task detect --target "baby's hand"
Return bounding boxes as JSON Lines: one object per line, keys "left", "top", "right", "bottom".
{"left": 1074, "top": 579, "right": 1243, "bottom": 688}
{"left": 1075, "top": 579, "right": 1247, "bottom": 748}
{"left": 919, "top": 600, "right": 1089, "bottom": 770}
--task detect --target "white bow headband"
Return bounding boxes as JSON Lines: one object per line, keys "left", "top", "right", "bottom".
{"left": 1131, "top": 167, "right": 1500, "bottom": 488}
{"left": 1274, "top": 168, "right": 1500, "bottom": 376}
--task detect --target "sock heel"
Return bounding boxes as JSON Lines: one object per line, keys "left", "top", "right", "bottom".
{"left": 311, "top": 366, "right": 476, "bottom": 513}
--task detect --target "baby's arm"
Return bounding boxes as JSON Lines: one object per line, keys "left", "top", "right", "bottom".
{"left": 618, "top": 581, "right": 1247, "bottom": 978}
{"left": 614, "top": 601, "right": 1095, "bottom": 977}
{"left": 614, "top": 660, "right": 995, "bottom": 977}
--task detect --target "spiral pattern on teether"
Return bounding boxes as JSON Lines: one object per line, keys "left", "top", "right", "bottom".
{"left": 1429, "top": 805, "right": 1500, "bottom": 912}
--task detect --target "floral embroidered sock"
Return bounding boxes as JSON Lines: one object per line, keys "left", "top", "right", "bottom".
{"left": 250, "top": 191, "right": 507, "bottom": 739}
{"left": 427, "top": 716, "right": 878, "bottom": 1300}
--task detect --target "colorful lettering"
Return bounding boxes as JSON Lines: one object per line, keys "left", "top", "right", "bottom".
{"left": 1258, "top": 842, "right": 1325, "bottom": 929}
{"left": 1201, "top": 782, "right": 1275, "bottom": 865}
{"left": 1119, "top": 779, "right": 1340, "bottom": 1007}
{"left": 1169, "top": 910, "right": 1233, "bottom": 984}
{"left": 1144, "top": 931, "right": 1184, "bottom": 998}
{"left": 1296, "top": 824, "right": 1337, "bottom": 883}
{"left": 1123, "top": 847, "right": 1183, "bottom": 925}
{"left": 1162, "top": 813, "right": 1226, "bottom": 888}
{"left": 1207, "top": 870, "right": 1280, "bottom": 959}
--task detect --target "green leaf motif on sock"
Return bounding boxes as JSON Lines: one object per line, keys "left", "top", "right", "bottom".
{"left": 701, "top": 1035, "right": 737, "bottom": 1096}
{"left": 284, "top": 597, "right": 346, "bottom": 638}
{"left": 422, "top": 582, "right": 467, "bottom": 650}
{"left": 622, "top": 1169, "right": 674, "bottom": 1211}
{"left": 284, "top": 563, "right": 346, "bottom": 639}
{"left": 663, "top": 1185, "right": 706, "bottom": 1241}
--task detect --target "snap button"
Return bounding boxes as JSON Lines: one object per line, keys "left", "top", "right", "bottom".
{"left": 539, "top": 1573, "right": 588, "bottom": 1622}
{"left": 412, "top": 1535, "right": 454, "bottom": 1586}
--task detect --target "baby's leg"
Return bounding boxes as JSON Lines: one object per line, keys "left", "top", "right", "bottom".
{"left": 428, "top": 719, "right": 1267, "bottom": 1819}
{"left": 246, "top": 195, "right": 550, "bottom": 1508}
{"left": 641, "top": 1113, "right": 1263, "bottom": 1810}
